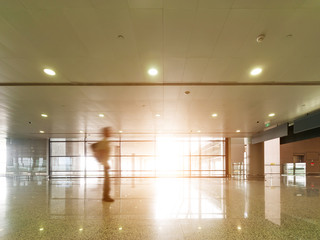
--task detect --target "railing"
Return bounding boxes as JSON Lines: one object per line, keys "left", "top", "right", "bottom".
{"left": 283, "top": 163, "right": 306, "bottom": 175}
{"left": 231, "top": 163, "right": 247, "bottom": 178}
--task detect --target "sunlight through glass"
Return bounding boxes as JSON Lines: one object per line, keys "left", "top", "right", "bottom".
{"left": 156, "top": 136, "right": 182, "bottom": 176}
{"left": 0, "top": 139, "right": 6, "bottom": 175}
{"left": 154, "top": 179, "right": 225, "bottom": 219}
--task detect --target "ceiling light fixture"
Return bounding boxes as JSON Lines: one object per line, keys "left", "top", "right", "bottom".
{"left": 268, "top": 113, "right": 275, "bottom": 117}
{"left": 119, "top": 130, "right": 123, "bottom": 133}
{"left": 155, "top": 114, "right": 160, "bottom": 117}
{"left": 236, "top": 130, "right": 241, "bottom": 133}
{"left": 148, "top": 68, "right": 158, "bottom": 76}
{"left": 43, "top": 68, "right": 56, "bottom": 76}
{"left": 99, "top": 114, "right": 104, "bottom": 118}
{"left": 41, "top": 114, "right": 48, "bottom": 118}
{"left": 39, "top": 131, "right": 44, "bottom": 133}
{"left": 211, "top": 113, "right": 218, "bottom": 117}
{"left": 256, "top": 34, "right": 265, "bottom": 43}
{"left": 250, "top": 68, "right": 262, "bottom": 76}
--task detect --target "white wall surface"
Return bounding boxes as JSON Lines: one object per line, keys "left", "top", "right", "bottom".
{"left": 264, "top": 138, "right": 280, "bottom": 175}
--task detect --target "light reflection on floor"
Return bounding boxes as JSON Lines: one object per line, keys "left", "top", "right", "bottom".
{"left": 154, "top": 179, "right": 224, "bottom": 219}
{"left": 1, "top": 176, "right": 320, "bottom": 239}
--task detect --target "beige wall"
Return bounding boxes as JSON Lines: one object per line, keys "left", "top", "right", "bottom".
{"left": 280, "top": 137, "right": 320, "bottom": 163}
{"left": 248, "top": 142, "right": 264, "bottom": 177}
{"left": 230, "top": 138, "right": 244, "bottom": 164}
{"left": 280, "top": 137, "right": 320, "bottom": 174}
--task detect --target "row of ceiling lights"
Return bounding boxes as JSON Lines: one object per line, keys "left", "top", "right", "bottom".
{"left": 41, "top": 66, "right": 266, "bottom": 134}
{"left": 44, "top": 67, "right": 263, "bottom": 77}
{"left": 38, "top": 111, "right": 275, "bottom": 134}
{"left": 43, "top": 68, "right": 159, "bottom": 77}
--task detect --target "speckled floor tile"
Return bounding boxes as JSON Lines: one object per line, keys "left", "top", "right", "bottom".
{"left": 0, "top": 176, "right": 320, "bottom": 239}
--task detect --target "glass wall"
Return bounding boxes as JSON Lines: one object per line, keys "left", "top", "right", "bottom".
{"left": 49, "top": 134, "right": 226, "bottom": 178}
{"left": 6, "top": 138, "right": 47, "bottom": 176}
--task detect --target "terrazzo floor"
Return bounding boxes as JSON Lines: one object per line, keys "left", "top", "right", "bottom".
{"left": 0, "top": 175, "right": 319, "bottom": 239}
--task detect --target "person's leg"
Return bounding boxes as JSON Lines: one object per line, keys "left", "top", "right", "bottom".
{"left": 103, "top": 166, "right": 114, "bottom": 202}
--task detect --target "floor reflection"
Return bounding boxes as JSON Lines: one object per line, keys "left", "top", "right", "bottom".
{"left": 48, "top": 178, "right": 226, "bottom": 220}
{"left": 265, "top": 175, "right": 281, "bottom": 225}
{"left": 2, "top": 176, "right": 320, "bottom": 239}
{"left": 154, "top": 179, "right": 225, "bottom": 219}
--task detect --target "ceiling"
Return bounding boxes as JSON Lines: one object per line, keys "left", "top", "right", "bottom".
{"left": 1, "top": 0, "right": 320, "bottom": 139}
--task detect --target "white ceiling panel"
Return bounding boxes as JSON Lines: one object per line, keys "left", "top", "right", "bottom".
{"left": 28, "top": 9, "right": 88, "bottom": 57}
{"left": 182, "top": 58, "right": 209, "bottom": 82}
{"left": 117, "top": 57, "right": 145, "bottom": 82}
{"left": 0, "top": 58, "right": 70, "bottom": 83}
{"left": 19, "top": 0, "right": 94, "bottom": 9}
{"left": 198, "top": 0, "right": 235, "bottom": 9}
{"left": 0, "top": 12, "right": 40, "bottom": 58}
{"left": 239, "top": 9, "right": 320, "bottom": 59}
{"left": 48, "top": 57, "right": 121, "bottom": 83}
{"left": 232, "top": 0, "right": 302, "bottom": 9}
{"left": 130, "top": 9, "right": 163, "bottom": 59}
{"left": 280, "top": 58, "right": 320, "bottom": 83}
{"left": 212, "top": 9, "right": 261, "bottom": 58}
{"left": 164, "top": 9, "right": 195, "bottom": 58}
{"left": 187, "top": 9, "right": 229, "bottom": 58}
{"left": 0, "top": 0, "right": 25, "bottom": 10}
{"left": 164, "top": 0, "right": 198, "bottom": 10}
{"left": 202, "top": 58, "right": 231, "bottom": 82}
{"left": 301, "top": 0, "right": 320, "bottom": 8}
{"left": 128, "top": 0, "right": 163, "bottom": 9}
{"left": 163, "top": 57, "right": 185, "bottom": 82}
{"left": 91, "top": 0, "right": 128, "bottom": 9}
{"left": 63, "top": 8, "right": 117, "bottom": 58}
{"left": 0, "top": 85, "right": 318, "bottom": 137}
{"left": 0, "top": 1, "right": 319, "bottom": 139}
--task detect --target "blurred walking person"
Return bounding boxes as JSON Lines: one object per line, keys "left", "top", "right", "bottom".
{"left": 91, "top": 127, "right": 114, "bottom": 202}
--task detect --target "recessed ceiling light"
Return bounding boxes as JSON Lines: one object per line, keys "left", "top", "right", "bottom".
{"left": 148, "top": 68, "right": 158, "bottom": 76}
{"left": 155, "top": 114, "right": 160, "bottom": 117}
{"left": 39, "top": 131, "right": 44, "bottom": 134}
{"left": 236, "top": 130, "right": 241, "bottom": 133}
{"left": 43, "top": 68, "right": 56, "bottom": 76}
{"left": 79, "top": 131, "right": 84, "bottom": 133}
{"left": 119, "top": 130, "right": 123, "bottom": 133}
{"left": 99, "top": 114, "right": 104, "bottom": 118}
{"left": 211, "top": 113, "right": 218, "bottom": 117}
{"left": 268, "top": 113, "right": 275, "bottom": 117}
{"left": 41, "top": 114, "right": 48, "bottom": 118}
{"left": 197, "top": 130, "right": 201, "bottom": 133}
{"left": 250, "top": 68, "right": 262, "bottom": 76}
{"left": 256, "top": 34, "right": 265, "bottom": 43}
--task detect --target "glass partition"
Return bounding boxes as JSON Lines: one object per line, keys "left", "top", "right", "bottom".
{"left": 49, "top": 134, "right": 226, "bottom": 178}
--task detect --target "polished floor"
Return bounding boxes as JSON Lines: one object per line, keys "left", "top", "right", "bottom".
{"left": 0, "top": 175, "right": 319, "bottom": 239}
